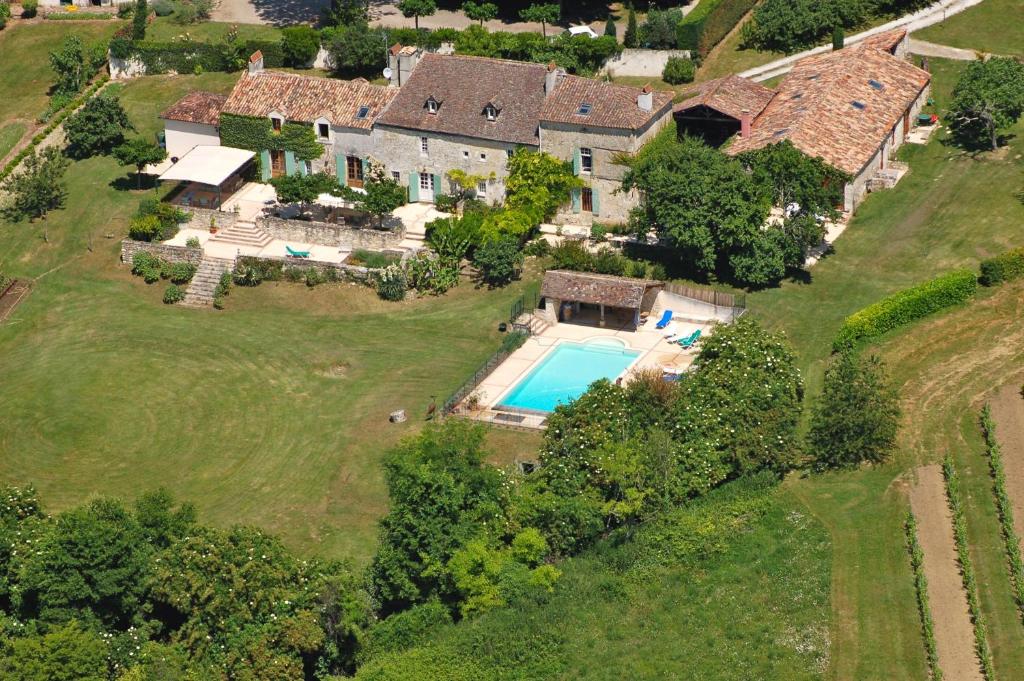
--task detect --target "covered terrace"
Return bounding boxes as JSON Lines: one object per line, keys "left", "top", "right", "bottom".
{"left": 158, "top": 145, "right": 256, "bottom": 210}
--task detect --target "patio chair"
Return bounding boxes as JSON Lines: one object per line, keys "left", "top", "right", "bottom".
{"left": 678, "top": 329, "right": 702, "bottom": 349}
{"left": 654, "top": 310, "right": 673, "bottom": 329}
{"left": 286, "top": 246, "right": 310, "bottom": 258}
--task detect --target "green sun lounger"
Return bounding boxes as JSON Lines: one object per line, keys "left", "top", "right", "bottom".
{"left": 286, "top": 246, "right": 310, "bottom": 258}
{"left": 677, "top": 329, "right": 701, "bottom": 349}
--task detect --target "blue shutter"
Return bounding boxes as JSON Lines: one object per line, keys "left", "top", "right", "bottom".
{"left": 572, "top": 148, "right": 581, "bottom": 175}
{"left": 591, "top": 187, "right": 600, "bottom": 216}
{"left": 409, "top": 172, "right": 419, "bottom": 202}
{"left": 571, "top": 188, "right": 581, "bottom": 214}
{"left": 284, "top": 151, "right": 297, "bottom": 176}
{"left": 432, "top": 173, "right": 442, "bottom": 200}
{"left": 336, "top": 154, "right": 347, "bottom": 186}
{"left": 259, "top": 150, "right": 271, "bottom": 181}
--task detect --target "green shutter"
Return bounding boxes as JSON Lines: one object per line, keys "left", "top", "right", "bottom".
{"left": 298, "top": 158, "right": 308, "bottom": 177}
{"left": 572, "top": 148, "right": 581, "bottom": 175}
{"left": 571, "top": 188, "right": 581, "bottom": 214}
{"left": 432, "top": 173, "right": 442, "bottom": 200}
{"left": 409, "top": 172, "right": 419, "bottom": 202}
{"left": 591, "top": 187, "right": 600, "bottom": 216}
{"left": 361, "top": 158, "right": 370, "bottom": 179}
{"left": 259, "top": 150, "right": 271, "bottom": 182}
{"left": 336, "top": 154, "right": 347, "bottom": 186}
{"left": 284, "top": 151, "right": 297, "bottom": 176}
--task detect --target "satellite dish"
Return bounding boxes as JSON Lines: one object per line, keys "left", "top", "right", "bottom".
{"left": 383, "top": 67, "right": 393, "bottom": 80}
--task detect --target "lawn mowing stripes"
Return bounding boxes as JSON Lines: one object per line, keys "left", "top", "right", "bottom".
{"left": 906, "top": 511, "right": 944, "bottom": 680}
{"left": 943, "top": 454, "right": 997, "bottom": 680}
{"left": 980, "top": 405, "right": 1024, "bottom": 624}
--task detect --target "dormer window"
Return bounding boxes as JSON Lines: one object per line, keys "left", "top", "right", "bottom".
{"left": 577, "top": 102, "right": 592, "bottom": 116}
{"left": 356, "top": 105, "right": 370, "bottom": 120}
{"left": 270, "top": 115, "right": 283, "bottom": 132}
{"left": 317, "top": 122, "right": 329, "bottom": 139}
{"left": 426, "top": 97, "right": 440, "bottom": 114}
{"left": 485, "top": 105, "right": 498, "bottom": 121}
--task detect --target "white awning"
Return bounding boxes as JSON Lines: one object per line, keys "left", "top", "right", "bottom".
{"left": 158, "top": 145, "right": 255, "bottom": 187}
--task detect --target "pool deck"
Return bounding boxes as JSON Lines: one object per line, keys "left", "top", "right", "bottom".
{"left": 461, "top": 314, "right": 714, "bottom": 429}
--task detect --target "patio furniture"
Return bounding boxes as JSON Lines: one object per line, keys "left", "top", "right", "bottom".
{"left": 654, "top": 310, "right": 673, "bottom": 329}
{"left": 661, "top": 322, "right": 679, "bottom": 339}
{"left": 286, "top": 246, "right": 310, "bottom": 258}
{"left": 676, "top": 329, "right": 701, "bottom": 349}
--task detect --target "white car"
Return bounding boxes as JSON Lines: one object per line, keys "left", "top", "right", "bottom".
{"left": 567, "top": 25, "right": 599, "bottom": 39}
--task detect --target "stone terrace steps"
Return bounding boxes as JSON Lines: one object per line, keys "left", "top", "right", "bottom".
{"left": 207, "top": 220, "right": 272, "bottom": 249}
{"left": 182, "top": 256, "right": 235, "bottom": 307}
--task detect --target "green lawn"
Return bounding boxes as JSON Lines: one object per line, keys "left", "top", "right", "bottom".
{"left": 146, "top": 17, "right": 282, "bottom": 43}
{"left": 356, "top": 486, "right": 831, "bottom": 680}
{"left": 0, "top": 122, "right": 27, "bottom": 162}
{"left": 915, "top": 0, "right": 1024, "bottom": 56}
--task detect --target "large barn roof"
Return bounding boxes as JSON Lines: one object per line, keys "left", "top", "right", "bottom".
{"left": 541, "top": 270, "right": 663, "bottom": 309}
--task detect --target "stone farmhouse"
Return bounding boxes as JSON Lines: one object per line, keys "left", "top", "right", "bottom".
{"left": 674, "top": 30, "right": 932, "bottom": 212}
{"left": 159, "top": 47, "right": 674, "bottom": 225}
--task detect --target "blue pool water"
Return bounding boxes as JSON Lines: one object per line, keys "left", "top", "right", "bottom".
{"left": 498, "top": 340, "right": 641, "bottom": 413}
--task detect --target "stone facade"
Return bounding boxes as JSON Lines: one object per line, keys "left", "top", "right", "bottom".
{"left": 257, "top": 216, "right": 405, "bottom": 250}
{"left": 186, "top": 207, "right": 241, "bottom": 232}
{"left": 120, "top": 240, "right": 204, "bottom": 265}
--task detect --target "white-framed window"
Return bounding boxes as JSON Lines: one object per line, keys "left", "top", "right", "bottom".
{"left": 392, "top": 170, "right": 401, "bottom": 182}
{"left": 476, "top": 180, "right": 487, "bottom": 197}
{"left": 420, "top": 137, "right": 429, "bottom": 156}
{"left": 580, "top": 147, "right": 593, "bottom": 174}
{"left": 419, "top": 172, "right": 433, "bottom": 193}
{"left": 304, "top": 160, "right": 313, "bottom": 175}
{"left": 479, "top": 152, "right": 487, "bottom": 162}
{"left": 485, "top": 105, "right": 497, "bottom": 121}
{"left": 426, "top": 98, "right": 439, "bottom": 114}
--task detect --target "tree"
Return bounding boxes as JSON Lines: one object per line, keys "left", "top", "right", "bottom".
{"left": 948, "top": 57, "right": 1024, "bottom": 151}
{"left": 604, "top": 14, "right": 616, "bottom": 39}
{"left": 63, "top": 95, "right": 135, "bottom": 159}
{"left": 269, "top": 171, "right": 338, "bottom": 210}
{"left": 622, "top": 136, "right": 775, "bottom": 285}
{"left": 623, "top": 6, "right": 639, "bottom": 48}
{"left": 472, "top": 236, "right": 523, "bottom": 286}
{"left": 281, "top": 25, "right": 321, "bottom": 68}
{"left": 397, "top": 0, "right": 436, "bottom": 30}
{"left": 323, "top": 0, "right": 368, "bottom": 26}
{"left": 462, "top": 0, "right": 497, "bottom": 26}
{"left": 326, "top": 22, "right": 387, "bottom": 77}
{"left": 0, "top": 620, "right": 109, "bottom": 681}
{"left": 809, "top": 351, "right": 900, "bottom": 468}
{"left": 742, "top": 0, "right": 867, "bottom": 53}
{"left": 113, "top": 137, "right": 167, "bottom": 189}
{"left": 832, "top": 25, "right": 844, "bottom": 50}
{"left": 49, "top": 35, "right": 95, "bottom": 96}
{"left": 445, "top": 168, "right": 494, "bottom": 206}
{"left": 639, "top": 8, "right": 682, "bottom": 49}
{"left": 736, "top": 140, "right": 847, "bottom": 217}
{"left": 133, "top": 0, "right": 148, "bottom": 41}
{"left": 1, "top": 146, "right": 70, "bottom": 224}
{"left": 354, "top": 164, "right": 407, "bottom": 228}
{"left": 505, "top": 148, "right": 583, "bottom": 222}
{"left": 662, "top": 56, "right": 695, "bottom": 84}
{"left": 519, "top": 3, "right": 560, "bottom": 39}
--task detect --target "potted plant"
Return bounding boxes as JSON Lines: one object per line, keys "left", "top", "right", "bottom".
{"left": 209, "top": 215, "right": 218, "bottom": 234}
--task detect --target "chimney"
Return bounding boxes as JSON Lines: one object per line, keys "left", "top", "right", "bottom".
{"left": 637, "top": 83, "right": 653, "bottom": 112}
{"left": 389, "top": 44, "right": 422, "bottom": 88}
{"left": 545, "top": 62, "right": 561, "bottom": 96}
{"left": 740, "top": 109, "right": 752, "bottom": 137}
{"left": 248, "top": 50, "right": 264, "bottom": 74}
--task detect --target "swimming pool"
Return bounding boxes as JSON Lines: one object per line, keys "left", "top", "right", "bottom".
{"left": 498, "top": 339, "right": 641, "bottom": 413}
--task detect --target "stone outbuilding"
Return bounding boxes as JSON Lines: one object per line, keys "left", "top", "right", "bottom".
{"left": 540, "top": 270, "right": 663, "bottom": 329}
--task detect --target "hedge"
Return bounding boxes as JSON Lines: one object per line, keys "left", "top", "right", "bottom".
{"left": 832, "top": 269, "right": 977, "bottom": 351}
{"left": 979, "top": 247, "right": 1024, "bottom": 286}
{"left": 905, "top": 513, "right": 943, "bottom": 681}
{"left": 677, "top": 0, "right": 758, "bottom": 57}
{"left": 126, "top": 39, "right": 284, "bottom": 74}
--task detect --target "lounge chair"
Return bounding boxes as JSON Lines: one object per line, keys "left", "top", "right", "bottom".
{"left": 286, "top": 245, "right": 310, "bottom": 258}
{"left": 678, "top": 329, "right": 702, "bottom": 349}
{"left": 654, "top": 310, "right": 673, "bottom": 329}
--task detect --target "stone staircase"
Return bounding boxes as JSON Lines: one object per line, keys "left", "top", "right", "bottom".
{"left": 207, "top": 220, "right": 272, "bottom": 251}
{"left": 182, "top": 256, "right": 235, "bottom": 307}
{"left": 397, "top": 219, "right": 427, "bottom": 250}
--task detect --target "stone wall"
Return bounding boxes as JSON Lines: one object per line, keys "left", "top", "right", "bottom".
{"left": 239, "top": 254, "right": 376, "bottom": 283}
{"left": 120, "top": 240, "right": 204, "bottom": 265}
{"left": 186, "top": 207, "right": 241, "bottom": 232}
{"left": 258, "top": 216, "right": 405, "bottom": 250}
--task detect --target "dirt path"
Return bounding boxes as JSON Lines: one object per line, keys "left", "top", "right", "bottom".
{"left": 908, "top": 37, "right": 981, "bottom": 60}
{"left": 909, "top": 464, "right": 985, "bottom": 681}
{"left": 990, "top": 381, "right": 1024, "bottom": 540}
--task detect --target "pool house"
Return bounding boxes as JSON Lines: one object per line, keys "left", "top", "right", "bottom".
{"left": 539, "top": 270, "right": 664, "bottom": 330}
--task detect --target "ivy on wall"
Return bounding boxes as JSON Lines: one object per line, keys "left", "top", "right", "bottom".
{"left": 219, "top": 113, "right": 322, "bottom": 161}
{"left": 126, "top": 40, "right": 285, "bottom": 75}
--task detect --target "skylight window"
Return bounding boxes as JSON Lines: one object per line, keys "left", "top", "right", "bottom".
{"left": 868, "top": 79, "right": 884, "bottom": 90}
{"left": 356, "top": 106, "right": 370, "bottom": 119}
{"left": 772, "top": 128, "right": 790, "bottom": 137}
{"left": 792, "top": 93, "right": 803, "bottom": 100}
{"left": 577, "top": 102, "right": 592, "bottom": 116}
{"left": 851, "top": 100, "right": 867, "bottom": 110}
{"left": 807, "top": 74, "right": 820, "bottom": 81}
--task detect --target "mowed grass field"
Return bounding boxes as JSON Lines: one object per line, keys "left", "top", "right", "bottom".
{"left": 0, "top": 70, "right": 530, "bottom": 564}
{"left": 915, "top": 0, "right": 1024, "bottom": 56}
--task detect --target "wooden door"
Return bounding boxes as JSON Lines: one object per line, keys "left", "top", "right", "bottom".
{"left": 270, "top": 150, "right": 285, "bottom": 178}
{"left": 346, "top": 156, "right": 364, "bottom": 188}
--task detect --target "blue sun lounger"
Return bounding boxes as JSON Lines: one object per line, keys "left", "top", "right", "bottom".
{"left": 654, "top": 310, "right": 673, "bottom": 329}
{"left": 286, "top": 245, "right": 310, "bottom": 258}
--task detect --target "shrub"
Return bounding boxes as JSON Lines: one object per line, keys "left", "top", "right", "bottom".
{"left": 233, "top": 257, "right": 283, "bottom": 286}
{"left": 549, "top": 240, "right": 593, "bottom": 271}
{"left": 0, "top": 2, "right": 10, "bottom": 20}
{"left": 152, "top": 0, "right": 174, "bottom": 15}
{"left": 131, "top": 251, "right": 165, "bottom": 283}
{"left": 163, "top": 284, "right": 185, "bottom": 304}
{"left": 351, "top": 249, "right": 399, "bottom": 269}
{"left": 639, "top": 8, "right": 682, "bottom": 49}
{"left": 678, "top": 0, "right": 758, "bottom": 57}
{"left": 375, "top": 264, "right": 407, "bottom": 301}
{"left": 500, "top": 329, "right": 528, "bottom": 353}
{"left": 117, "top": 2, "right": 135, "bottom": 18}
{"left": 304, "top": 267, "right": 327, "bottom": 287}
{"left": 592, "top": 247, "right": 628, "bottom": 276}
{"left": 979, "top": 247, "right": 1024, "bottom": 286}
{"left": 662, "top": 56, "right": 695, "bottom": 85}
{"left": 522, "top": 238, "right": 550, "bottom": 258}
{"left": 129, "top": 214, "right": 164, "bottom": 241}
{"left": 167, "top": 262, "right": 197, "bottom": 284}
{"left": 21, "top": 0, "right": 38, "bottom": 18}
{"left": 433, "top": 193, "right": 459, "bottom": 213}
{"left": 283, "top": 266, "right": 306, "bottom": 283}
{"left": 472, "top": 237, "right": 522, "bottom": 286}
{"left": 281, "top": 25, "right": 321, "bottom": 67}
{"left": 185, "top": 236, "right": 200, "bottom": 248}
{"left": 358, "top": 601, "right": 452, "bottom": 665}
{"left": 833, "top": 269, "right": 978, "bottom": 350}
{"left": 0, "top": 16, "right": 6, "bottom": 30}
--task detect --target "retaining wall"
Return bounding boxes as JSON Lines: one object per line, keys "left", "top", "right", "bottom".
{"left": 258, "top": 216, "right": 405, "bottom": 250}
{"left": 120, "top": 240, "right": 204, "bottom": 265}
{"left": 239, "top": 253, "right": 376, "bottom": 283}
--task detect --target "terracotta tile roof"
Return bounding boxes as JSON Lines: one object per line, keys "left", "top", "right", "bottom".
{"left": 727, "top": 43, "right": 930, "bottom": 175}
{"left": 161, "top": 91, "right": 227, "bottom": 126}
{"left": 859, "top": 28, "right": 907, "bottom": 54}
{"left": 674, "top": 75, "right": 775, "bottom": 120}
{"left": 221, "top": 70, "right": 397, "bottom": 130}
{"left": 375, "top": 53, "right": 548, "bottom": 145}
{"left": 540, "top": 75, "right": 674, "bottom": 130}
{"left": 541, "top": 270, "right": 663, "bottom": 309}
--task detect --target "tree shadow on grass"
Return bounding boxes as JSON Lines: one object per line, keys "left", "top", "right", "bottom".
{"left": 109, "top": 174, "right": 159, "bottom": 192}
{"left": 251, "top": 0, "right": 329, "bottom": 26}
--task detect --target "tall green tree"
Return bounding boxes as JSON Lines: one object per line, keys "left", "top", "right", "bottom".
{"left": 397, "top": 0, "right": 436, "bottom": 30}
{"left": 63, "top": 94, "right": 135, "bottom": 159}
{"left": 113, "top": 137, "right": 167, "bottom": 188}
{"left": 504, "top": 148, "right": 582, "bottom": 221}
{"left": 326, "top": 22, "right": 387, "bottom": 77}
{"left": 809, "top": 351, "right": 900, "bottom": 468}
{"left": 133, "top": 0, "right": 148, "bottom": 40}
{"left": 48, "top": 35, "right": 89, "bottom": 96}
{"left": 604, "top": 14, "right": 617, "bottom": 38}
{"left": 281, "top": 25, "right": 321, "bottom": 67}
{"left": 323, "top": 0, "right": 368, "bottom": 26}
{"left": 353, "top": 164, "right": 408, "bottom": 228}
{"left": 519, "top": 2, "right": 560, "bottom": 38}
{"left": 736, "top": 140, "right": 847, "bottom": 217}
{"left": 0, "top": 620, "right": 109, "bottom": 681}
{"left": 0, "top": 146, "right": 70, "bottom": 224}
{"left": 949, "top": 57, "right": 1024, "bottom": 151}
{"left": 623, "top": 6, "right": 639, "bottom": 48}
{"left": 462, "top": 0, "right": 498, "bottom": 26}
